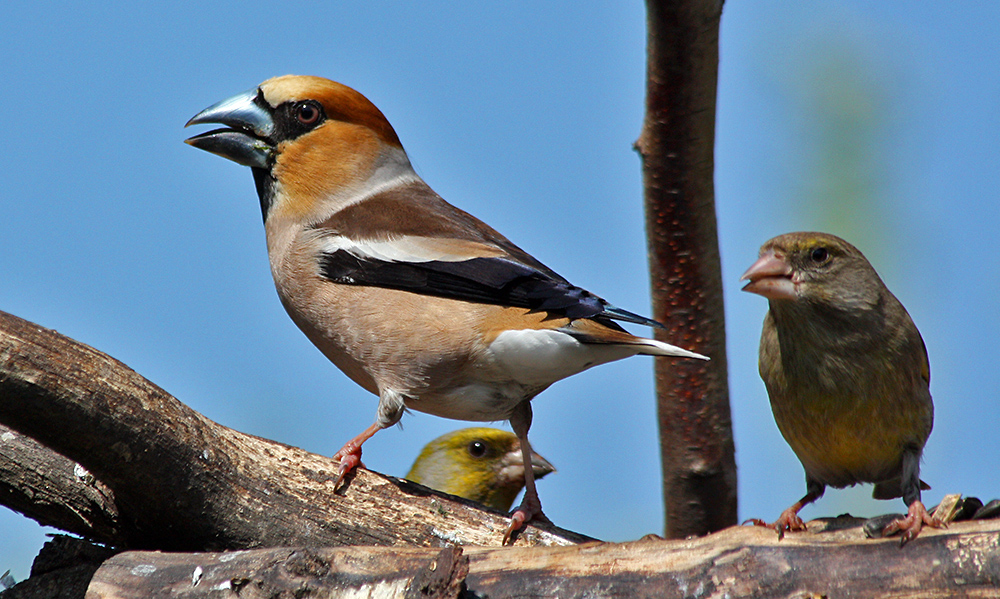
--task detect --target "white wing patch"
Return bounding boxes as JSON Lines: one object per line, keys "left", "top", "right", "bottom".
{"left": 320, "top": 234, "right": 503, "bottom": 264}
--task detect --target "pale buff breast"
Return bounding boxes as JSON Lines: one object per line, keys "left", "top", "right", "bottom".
{"left": 264, "top": 219, "right": 535, "bottom": 417}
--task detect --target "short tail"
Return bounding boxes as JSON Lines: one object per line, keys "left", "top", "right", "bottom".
{"left": 560, "top": 316, "right": 709, "bottom": 360}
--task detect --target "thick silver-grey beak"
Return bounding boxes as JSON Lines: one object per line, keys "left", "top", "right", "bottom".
{"left": 184, "top": 87, "right": 274, "bottom": 169}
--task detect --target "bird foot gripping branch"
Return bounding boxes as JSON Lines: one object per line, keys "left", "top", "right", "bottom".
{"left": 186, "top": 75, "right": 707, "bottom": 542}
{"left": 883, "top": 501, "right": 944, "bottom": 547}
{"left": 743, "top": 512, "right": 807, "bottom": 541}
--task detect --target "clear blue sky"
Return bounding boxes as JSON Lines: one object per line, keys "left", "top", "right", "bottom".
{"left": 2, "top": 1, "right": 997, "bottom": 580}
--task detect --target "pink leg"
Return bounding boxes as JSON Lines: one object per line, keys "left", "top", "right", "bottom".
{"left": 332, "top": 421, "right": 383, "bottom": 488}
{"left": 503, "top": 402, "right": 550, "bottom": 545}
{"left": 744, "top": 480, "right": 823, "bottom": 540}
{"left": 881, "top": 500, "right": 943, "bottom": 546}
{"left": 745, "top": 500, "right": 809, "bottom": 540}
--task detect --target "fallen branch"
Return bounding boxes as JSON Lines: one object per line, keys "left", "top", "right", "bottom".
{"left": 466, "top": 517, "right": 1000, "bottom": 598}
{"left": 0, "top": 423, "right": 120, "bottom": 545}
{"left": 89, "top": 545, "right": 466, "bottom": 599}
{"left": 0, "top": 310, "right": 588, "bottom": 550}
{"left": 6, "top": 518, "right": 1000, "bottom": 598}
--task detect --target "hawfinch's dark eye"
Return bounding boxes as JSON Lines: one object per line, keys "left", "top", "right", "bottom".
{"left": 467, "top": 440, "right": 488, "bottom": 458}
{"left": 810, "top": 247, "right": 830, "bottom": 264}
{"left": 295, "top": 101, "right": 322, "bottom": 125}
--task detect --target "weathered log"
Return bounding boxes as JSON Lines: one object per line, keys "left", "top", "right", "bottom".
{"left": 467, "top": 517, "right": 1000, "bottom": 598}
{"left": 7, "top": 519, "right": 1000, "bottom": 598}
{"left": 0, "top": 310, "right": 589, "bottom": 551}
{"left": 0, "top": 536, "right": 118, "bottom": 599}
{"left": 87, "top": 545, "right": 466, "bottom": 599}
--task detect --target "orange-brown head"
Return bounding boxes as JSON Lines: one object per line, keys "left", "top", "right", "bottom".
{"left": 186, "top": 75, "right": 409, "bottom": 224}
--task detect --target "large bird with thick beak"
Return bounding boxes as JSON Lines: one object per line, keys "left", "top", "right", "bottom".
{"left": 185, "top": 75, "right": 707, "bottom": 543}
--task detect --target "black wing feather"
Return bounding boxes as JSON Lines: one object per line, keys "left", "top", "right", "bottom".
{"left": 320, "top": 250, "right": 614, "bottom": 319}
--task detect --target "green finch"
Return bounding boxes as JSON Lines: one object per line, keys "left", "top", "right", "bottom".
{"left": 406, "top": 428, "right": 555, "bottom": 512}
{"left": 741, "top": 232, "right": 940, "bottom": 545}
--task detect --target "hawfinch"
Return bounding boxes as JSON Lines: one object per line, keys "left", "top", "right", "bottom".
{"left": 186, "top": 75, "right": 707, "bottom": 542}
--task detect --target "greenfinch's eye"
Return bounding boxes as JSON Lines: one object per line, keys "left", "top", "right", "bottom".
{"left": 810, "top": 247, "right": 830, "bottom": 264}
{"left": 467, "top": 440, "right": 488, "bottom": 458}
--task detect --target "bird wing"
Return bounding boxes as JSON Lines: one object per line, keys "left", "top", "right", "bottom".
{"left": 313, "top": 180, "right": 659, "bottom": 326}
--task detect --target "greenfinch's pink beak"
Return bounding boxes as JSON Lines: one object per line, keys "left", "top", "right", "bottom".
{"left": 741, "top": 250, "right": 796, "bottom": 300}
{"left": 498, "top": 446, "right": 556, "bottom": 486}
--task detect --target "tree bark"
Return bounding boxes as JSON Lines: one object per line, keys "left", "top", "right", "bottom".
{"left": 465, "top": 518, "right": 1000, "bottom": 598}
{"left": 0, "top": 536, "right": 117, "bottom": 599}
{"left": 87, "top": 545, "right": 467, "bottom": 599}
{"left": 6, "top": 519, "right": 1000, "bottom": 598}
{"left": 0, "top": 310, "right": 588, "bottom": 551}
{"left": 638, "top": 0, "right": 737, "bottom": 538}
{"left": 0, "top": 423, "right": 121, "bottom": 545}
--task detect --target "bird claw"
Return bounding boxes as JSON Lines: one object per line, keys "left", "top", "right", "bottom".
{"left": 331, "top": 422, "right": 383, "bottom": 490}
{"left": 744, "top": 509, "right": 807, "bottom": 540}
{"left": 502, "top": 501, "right": 550, "bottom": 545}
{"left": 332, "top": 445, "right": 364, "bottom": 490}
{"left": 503, "top": 510, "right": 528, "bottom": 546}
{"left": 881, "top": 500, "right": 944, "bottom": 547}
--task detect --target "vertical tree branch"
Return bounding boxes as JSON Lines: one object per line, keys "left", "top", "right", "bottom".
{"left": 638, "top": 0, "right": 736, "bottom": 537}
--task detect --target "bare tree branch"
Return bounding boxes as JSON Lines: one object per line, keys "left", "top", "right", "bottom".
{"left": 0, "top": 310, "right": 589, "bottom": 551}
{"left": 0, "top": 424, "right": 120, "bottom": 544}
{"left": 638, "top": 0, "right": 737, "bottom": 538}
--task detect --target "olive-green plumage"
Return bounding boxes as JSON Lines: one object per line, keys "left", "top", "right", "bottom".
{"left": 742, "top": 232, "right": 937, "bottom": 542}
{"left": 406, "top": 428, "right": 555, "bottom": 511}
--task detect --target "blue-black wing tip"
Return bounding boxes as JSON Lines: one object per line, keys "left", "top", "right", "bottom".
{"left": 601, "top": 304, "right": 666, "bottom": 329}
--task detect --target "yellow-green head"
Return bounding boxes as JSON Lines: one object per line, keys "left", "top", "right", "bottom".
{"left": 406, "top": 427, "right": 555, "bottom": 511}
